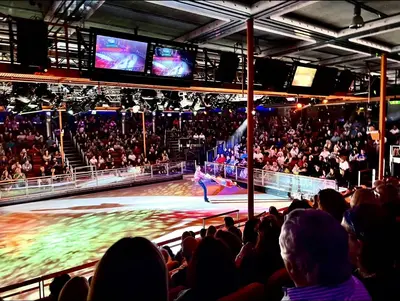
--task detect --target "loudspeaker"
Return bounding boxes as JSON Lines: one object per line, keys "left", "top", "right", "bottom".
{"left": 17, "top": 18, "right": 48, "bottom": 67}
{"left": 336, "top": 70, "right": 355, "bottom": 92}
{"left": 216, "top": 52, "right": 239, "bottom": 83}
{"left": 255, "top": 58, "right": 291, "bottom": 91}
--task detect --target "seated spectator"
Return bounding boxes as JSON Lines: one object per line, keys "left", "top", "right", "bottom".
{"left": 215, "top": 230, "right": 242, "bottom": 258}
{"left": 342, "top": 204, "right": 400, "bottom": 300}
{"left": 43, "top": 150, "right": 51, "bottom": 163}
{"left": 89, "top": 156, "right": 98, "bottom": 166}
{"left": 58, "top": 276, "right": 89, "bottom": 301}
{"left": 236, "top": 218, "right": 259, "bottom": 267}
{"left": 224, "top": 216, "right": 242, "bottom": 242}
{"left": 22, "top": 160, "right": 32, "bottom": 173}
{"left": 239, "top": 215, "right": 283, "bottom": 286}
{"left": 170, "top": 236, "right": 198, "bottom": 287}
{"left": 280, "top": 209, "right": 371, "bottom": 301}
{"left": 350, "top": 188, "right": 378, "bottom": 207}
{"left": 44, "top": 274, "right": 71, "bottom": 301}
{"left": 199, "top": 228, "right": 206, "bottom": 241}
{"left": 88, "top": 237, "right": 168, "bottom": 301}
{"left": 315, "top": 188, "right": 349, "bottom": 222}
{"left": 176, "top": 237, "right": 238, "bottom": 301}
{"left": 206, "top": 225, "right": 217, "bottom": 237}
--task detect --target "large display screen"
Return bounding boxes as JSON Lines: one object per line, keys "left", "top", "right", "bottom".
{"left": 151, "top": 47, "right": 194, "bottom": 79}
{"left": 291, "top": 66, "right": 317, "bottom": 87}
{"left": 94, "top": 35, "right": 148, "bottom": 72}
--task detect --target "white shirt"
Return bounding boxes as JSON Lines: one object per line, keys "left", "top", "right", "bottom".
{"left": 320, "top": 150, "right": 330, "bottom": 158}
{"left": 390, "top": 128, "right": 399, "bottom": 135}
{"left": 339, "top": 160, "right": 350, "bottom": 171}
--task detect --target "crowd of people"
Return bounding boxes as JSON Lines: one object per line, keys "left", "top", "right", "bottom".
{"left": 71, "top": 115, "right": 168, "bottom": 170}
{"left": 212, "top": 111, "right": 388, "bottom": 186}
{"left": 38, "top": 180, "right": 400, "bottom": 301}
{"left": 0, "top": 115, "right": 67, "bottom": 184}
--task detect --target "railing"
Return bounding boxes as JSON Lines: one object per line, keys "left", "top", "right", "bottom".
{"left": 0, "top": 206, "right": 288, "bottom": 300}
{"left": 0, "top": 162, "right": 186, "bottom": 202}
{"left": 202, "top": 209, "right": 239, "bottom": 228}
{"left": 204, "top": 162, "right": 338, "bottom": 198}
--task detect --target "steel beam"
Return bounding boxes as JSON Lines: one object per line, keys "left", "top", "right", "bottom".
{"left": 256, "top": 0, "right": 320, "bottom": 19}
{"left": 198, "top": 21, "right": 247, "bottom": 43}
{"left": 174, "top": 20, "right": 229, "bottom": 42}
{"left": 145, "top": 1, "right": 232, "bottom": 21}
{"left": 349, "top": 38, "right": 392, "bottom": 53}
{"left": 254, "top": 24, "right": 316, "bottom": 42}
{"left": 338, "top": 14, "right": 400, "bottom": 38}
{"left": 45, "top": 0, "right": 67, "bottom": 22}
{"left": 318, "top": 53, "right": 371, "bottom": 66}
{"left": 260, "top": 40, "right": 316, "bottom": 57}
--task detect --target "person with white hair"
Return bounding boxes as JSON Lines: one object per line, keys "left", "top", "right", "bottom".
{"left": 279, "top": 209, "right": 371, "bottom": 301}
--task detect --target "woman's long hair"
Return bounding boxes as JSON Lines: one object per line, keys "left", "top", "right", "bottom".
{"left": 88, "top": 237, "right": 168, "bottom": 301}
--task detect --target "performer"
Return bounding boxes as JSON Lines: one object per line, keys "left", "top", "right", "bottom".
{"left": 211, "top": 175, "right": 237, "bottom": 188}
{"left": 193, "top": 166, "right": 210, "bottom": 203}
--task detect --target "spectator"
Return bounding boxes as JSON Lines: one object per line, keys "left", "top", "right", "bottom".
{"left": 224, "top": 216, "right": 242, "bottom": 242}
{"left": 206, "top": 225, "right": 217, "bottom": 237}
{"left": 215, "top": 229, "right": 242, "bottom": 258}
{"left": 350, "top": 188, "right": 378, "bottom": 207}
{"left": 22, "top": 160, "right": 32, "bottom": 173}
{"left": 239, "top": 215, "right": 283, "bottom": 286}
{"left": 315, "top": 188, "right": 349, "bottom": 222}
{"left": 176, "top": 237, "right": 238, "bottom": 301}
{"left": 45, "top": 274, "right": 71, "bottom": 301}
{"left": 342, "top": 204, "right": 400, "bottom": 300}
{"left": 88, "top": 237, "right": 168, "bottom": 301}
{"left": 280, "top": 209, "right": 371, "bottom": 301}
{"left": 236, "top": 218, "right": 259, "bottom": 267}
{"left": 58, "top": 276, "right": 89, "bottom": 301}
{"left": 199, "top": 228, "right": 206, "bottom": 240}
{"left": 170, "top": 236, "right": 198, "bottom": 288}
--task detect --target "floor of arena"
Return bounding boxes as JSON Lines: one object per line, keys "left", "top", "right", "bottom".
{"left": 0, "top": 177, "right": 290, "bottom": 288}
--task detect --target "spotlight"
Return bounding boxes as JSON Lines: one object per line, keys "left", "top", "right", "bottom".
{"left": 296, "top": 103, "right": 303, "bottom": 109}
{"left": 322, "top": 99, "right": 329, "bottom": 104}
{"left": 67, "top": 109, "right": 74, "bottom": 115}
{"left": 251, "top": 110, "right": 256, "bottom": 115}
{"left": 349, "top": 4, "right": 364, "bottom": 29}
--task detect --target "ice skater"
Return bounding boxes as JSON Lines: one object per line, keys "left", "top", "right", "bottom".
{"left": 193, "top": 166, "right": 210, "bottom": 203}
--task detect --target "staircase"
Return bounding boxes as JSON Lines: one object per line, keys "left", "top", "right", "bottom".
{"left": 63, "top": 136, "right": 86, "bottom": 169}
{"left": 165, "top": 130, "right": 182, "bottom": 160}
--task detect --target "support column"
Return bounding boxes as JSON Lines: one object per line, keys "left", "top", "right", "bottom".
{"left": 152, "top": 113, "right": 156, "bottom": 134}
{"left": 58, "top": 109, "right": 65, "bottom": 168}
{"left": 46, "top": 111, "right": 52, "bottom": 138}
{"left": 179, "top": 112, "right": 182, "bottom": 130}
{"left": 378, "top": 53, "right": 387, "bottom": 180}
{"left": 121, "top": 111, "right": 126, "bottom": 135}
{"left": 142, "top": 112, "right": 147, "bottom": 158}
{"left": 246, "top": 18, "right": 254, "bottom": 219}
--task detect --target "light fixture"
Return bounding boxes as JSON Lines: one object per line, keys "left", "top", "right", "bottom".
{"left": 349, "top": 5, "right": 364, "bottom": 29}
{"left": 296, "top": 103, "right": 303, "bottom": 109}
{"left": 322, "top": 99, "right": 329, "bottom": 104}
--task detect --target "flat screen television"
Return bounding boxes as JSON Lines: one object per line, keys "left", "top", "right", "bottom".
{"left": 94, "top": 35, "right": 148, "bottom": 73}
{"left": 291, "top": 66, "right": 317, "bottom": 87}
{"left": 151, "top": 46, "right": 195, "bottom": 79}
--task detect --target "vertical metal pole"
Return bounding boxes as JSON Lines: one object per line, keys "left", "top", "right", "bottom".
{"left": 378, "top": 53, "right": 387, "bottom": 180}
{"left": 59, "top": 110, "right": 65, "bottom": 168}
{"left": 152, "top": 115, "right": 156, "bottom": 134}
{"left": 8, "top": 18, "right": 14, "bottom": 65}
{"left": 121, "top": 112, "right": 126, "bottom": 135}
{"left": 55, "top": 35, "right": 59, "bottom": 68}
{"left": 142, "top": 112, "right": 147, "bottom": 157}
{"left": 77, "top": 28, "right": 82, "bottom": 72}
{"left": 246, "top": 18, "right": 255, "bottom": 219}
{"left": 358, "top": 170, "right": 361, "bottom": 187}
{"left": 46, "top": 112, "right": 52, "bottom": 138}
{"left": 64, "top": 24, "right": 70, "bottom": 70}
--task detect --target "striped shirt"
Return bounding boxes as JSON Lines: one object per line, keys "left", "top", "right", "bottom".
{"left": 282, "top": 276, "right": 371, "bottom": 301}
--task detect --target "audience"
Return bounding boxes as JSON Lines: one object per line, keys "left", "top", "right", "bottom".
{"left": 58, "top": 276, "right": 89, "bottom": 301}
{"left": 87, "top": 237, "right": 168, "bottom": 301}
{"left": 280, "top": 209, "right": 371, "bottom": 300}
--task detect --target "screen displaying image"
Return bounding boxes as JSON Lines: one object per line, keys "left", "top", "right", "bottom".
{"left": 151, "top": 47, "right": 194, "bottom": 78}
{"left": 291, "top": 66, "right": 317, "bottom": 87}
{"left": 95, "top": 35, "right": 148, "bottom": 72}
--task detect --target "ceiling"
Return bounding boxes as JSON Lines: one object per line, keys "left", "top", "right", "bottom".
{"left": 0, "top": 0, "right": 399, "bottom": 85}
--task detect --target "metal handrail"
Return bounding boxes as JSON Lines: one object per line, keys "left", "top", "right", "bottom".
{"left": 202, "top": 209, "right": 239, "bottom": 228}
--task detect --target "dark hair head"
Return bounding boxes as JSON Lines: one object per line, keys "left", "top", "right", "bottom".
{"left": 188, "top": 237, "right": 238, "bottom": 299}
{"left": 215, "top": 230, "right": 242, "bottom": 257}
{"left": 287, "top": 199, "right": 312, "bottom": 214}
{"left": 59, "top": 276, "right": 89, "bottom": 301}
{"left": 49, "top": 274, "right": 71, "bottom": 299}
{"left": 200, "top": 228, "right": 207, "bottom": 238}
{"left": 88, "top": 237, "right": 168, "bottom": 301}
{"left": 317, "top": 189, "right": 349, "bottom": 221}
{"left": 269, "top": 206, "right": 279, "bottom": 216}
{"left": 206, "top": 225, "right": 217, "bottom": 237}
{"left": 224, "top": 216, "right": 235, "bottom": 227}
{"left": 162, "top": 245, "right": 174, "bottom": 260}
{"left": 242, "top": 218, "right": 260, "bottom": 245}
{"left": 181, "top": 231, "right": 191, "bottom": 240}
{"left": 189, "top": 231, "right": 196, "bottom": 238}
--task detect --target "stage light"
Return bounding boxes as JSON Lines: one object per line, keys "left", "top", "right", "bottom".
{"left": 67, "top": 109, "right": 74, "bottom": 115}
{"left": 132, "top": 105, "right": 140, "bottom": 113}
{"left": 193, "top": 111, "right": 197, "bottom": 116}
{"left": 323, "top": 99, "right": 328, "bottom": 104}
{"left": 152, "top": 111, "right": 156, "bottom": 116}
{"left": 296, "top": 103, "right": 303, "bottom": 109}
{"left": 167, "top": 113, "right": 172, "bottom": 117}
{"left": 251, "top": 110, "right": 256, "bottom": 115}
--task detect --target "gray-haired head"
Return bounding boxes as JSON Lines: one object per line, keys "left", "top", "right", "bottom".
{"left": 279, "top": 209, "right": 351, "bottom": 287}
